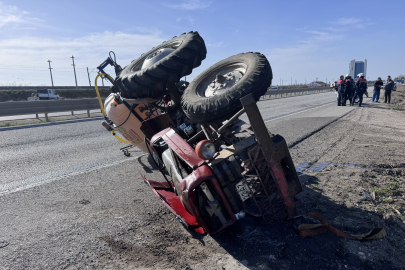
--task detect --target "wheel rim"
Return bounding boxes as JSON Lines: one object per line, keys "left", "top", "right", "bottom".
{"left": 131, "top": 40, "right": 183, "bottom": 72}
{"left": 197, "top": 63, "right": 247, "bottom": 97}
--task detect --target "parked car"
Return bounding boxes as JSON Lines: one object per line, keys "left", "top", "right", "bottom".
{"left": 27, "top": 89, "right": 60, "bottom": 101}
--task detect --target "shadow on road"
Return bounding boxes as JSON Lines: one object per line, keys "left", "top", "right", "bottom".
{"left": 209, "top": 174, "right": 405, "bottom": 269}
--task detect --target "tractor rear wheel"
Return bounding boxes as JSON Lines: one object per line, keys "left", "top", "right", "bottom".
{"left": 181, "top": 52, "right": 272, "bottom": 124}
{"left": 115, "top": 31, "right": 207, "bottom": 100}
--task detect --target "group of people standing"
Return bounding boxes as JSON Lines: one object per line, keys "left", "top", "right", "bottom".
{"left": 372, "top": 76, "right": 395, "bottom": 103}
{"left": 336, "top": 74, "right": 368, "bottom": 107}
{"left": 336, "top": 74, "right": 395, "bottom": 106}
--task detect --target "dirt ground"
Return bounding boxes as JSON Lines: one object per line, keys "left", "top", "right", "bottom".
{"left": 1, "top": 87, "right": 405, "bottom": 270}
{"left": 85, "top": 87, "right": 405, "bottom": 270}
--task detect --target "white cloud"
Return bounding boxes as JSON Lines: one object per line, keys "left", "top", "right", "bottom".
{"left": 303, "top": 30, "right": 344, "bottom": 43}
{"left": 335, "top": 18, "right": 362, "bottom": 26}
{"left": 332, "top": 17, "right": 372, "bottom": 29}
{"left": 0, "top": 31, "right": 166, "bottom": 86}
{"left": 0, "top": 3, "right": 41, "bottom": 28}
{"left": 265, "top": 16, "right": 374, "bottom": 84}
{"left": 166, "top": 0, "right": 213, "bottom": 10}
{"left": 176, "top": 15, "right": 195, "bottom": 24}
{"left": 267, "top": 17, "right": 370, "bottom": 63}
{"left": 267, "top": 29, "right": 343, "bottom": 64}
{"left": 207, "top": 41, "right": 224, "bottom": 48}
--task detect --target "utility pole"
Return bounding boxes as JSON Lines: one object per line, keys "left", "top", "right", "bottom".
{"left": 70, "top": 55, "right": 78, "bottom": 88}
{"left": 47, "top": 60, "right": 54, "bottom": 86}
{"left": 87, "top": 67, "right": 91, "bottom": 86}
{"left": 291, "top": 77, "right": 292, "bottom": 85}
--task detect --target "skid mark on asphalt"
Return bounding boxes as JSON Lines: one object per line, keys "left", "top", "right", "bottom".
{"left": 0, "top": 154, "right": 145, "bottom": 196}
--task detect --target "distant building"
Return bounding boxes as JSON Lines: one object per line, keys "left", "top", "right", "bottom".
{"left": 307, "top": 81, "right": 327, "bottom": 88}
{"left": 348, "top": 59, "right": 367, "bottom": 81}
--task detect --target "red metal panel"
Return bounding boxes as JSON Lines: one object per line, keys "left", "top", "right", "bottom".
{"left": 240, "top": 94, "right": 302, "bottom": 218}
{"left": 161, "top": 129, "right": 205, "bottom": 168}
{"left": 151, "top": 127, "right": 171, "bottom": 143}
{"left": 179, "top": 165, "right": 237, "bottom": 235}
{"left": 142, "top": 174, "right": 205, "bottom": 234}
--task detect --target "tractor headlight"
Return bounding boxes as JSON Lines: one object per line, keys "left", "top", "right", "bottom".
{"left": 195, "top": 140, "right": 216, "bottom": 160}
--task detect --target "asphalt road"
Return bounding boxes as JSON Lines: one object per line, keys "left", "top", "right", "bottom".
{"left": 0, "top": 91, "right": 361, "bottom": 269}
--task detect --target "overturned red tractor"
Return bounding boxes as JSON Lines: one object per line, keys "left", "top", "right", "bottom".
{"left": 96, "top": 31, "right": 302, "bottom": 235}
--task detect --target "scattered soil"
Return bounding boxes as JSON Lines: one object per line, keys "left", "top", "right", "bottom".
{"left": 2, "top": 89, "right": 405, "bottom": 269}
{"left": 89, "top": 97, "right": 405, "bottom": 269}
{"left": 390, "top": 84, "right": 405, "bottom": 111}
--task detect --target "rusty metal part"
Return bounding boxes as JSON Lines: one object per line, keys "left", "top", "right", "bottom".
{"left": 201, "top": 124, "right": 215, "bottom": 141}
{"left": 240, "top": 94, "right": 302, "bottom": 219}
{"left": 186, "top": 130, "right": 204, "bottom": 144}
{"left": 217, "top": 108, "right": 245, "bottom": 134}
{"left": 241, "top": 144, "right": 288, "bottom": 221}
{"left": 210, "top": 136, "right": 256, "bottom": 166}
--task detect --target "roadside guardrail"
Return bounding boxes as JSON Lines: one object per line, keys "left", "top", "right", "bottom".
{"left": 0, "top": 98, "right": 104, "bottom": 121}
{"left": 261, "top": 87, "right": 331, "bottom": 99}
{"left": 0, "top": 86, "right": 110, "bottom": 91}
{"left": 0, "top": 87, "right": 332, "bottom": 121}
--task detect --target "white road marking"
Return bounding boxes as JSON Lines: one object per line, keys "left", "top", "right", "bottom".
{"left": 264, "top": 102, "right": 335, "bottom": 123}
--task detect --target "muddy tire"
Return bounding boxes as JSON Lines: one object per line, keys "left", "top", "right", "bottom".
{"left": 115, "top": 31, "right": 207, "bottom": 100}
{"left": 181, "top": 52, "right": 272, "bottom": 123}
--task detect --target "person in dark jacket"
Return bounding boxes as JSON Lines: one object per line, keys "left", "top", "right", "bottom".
{"left": 337, "top": 75, "right": 345, "bottom": 106}
{"left": 372, "top": 77, "right": 383, "bottom": 102}
{"left": 384, "top": 75, "right": 394, "bottom": 103}
{"left": 353, "top": 74, "right": 367, "bottom": 107}
{"left": 345, "top": 76, "right": 356, "bottom": 106}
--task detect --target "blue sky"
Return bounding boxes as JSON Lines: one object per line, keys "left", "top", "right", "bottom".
{"left": 1, "top": 0, "right": 404, "bottom": 87}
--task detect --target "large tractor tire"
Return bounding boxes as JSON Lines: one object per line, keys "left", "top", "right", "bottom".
{"left": 115, "top": 31, "right": 207, "bottom": 100}
{"left": 181, "top": 52, "right": 272, "bottom": 124}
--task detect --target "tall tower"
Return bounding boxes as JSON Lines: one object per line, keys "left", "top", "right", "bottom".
{"left": 349, "top": 59, "right": 367, "bottom": 81}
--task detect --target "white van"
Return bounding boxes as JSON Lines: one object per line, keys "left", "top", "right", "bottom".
{"left": 28, "top": 89, "right": 60, "bottom": 101}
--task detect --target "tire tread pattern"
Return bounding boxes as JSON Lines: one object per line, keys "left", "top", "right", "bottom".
{"left": 116, "top": 31, "right": 207, "bottom": 99}
{"left": 181, "top": 52, "right": 272, "bottom": 123}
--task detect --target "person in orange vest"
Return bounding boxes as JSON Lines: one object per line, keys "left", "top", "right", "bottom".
{"left": 337, "top": 75, "right": 345, "bottom": 106}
